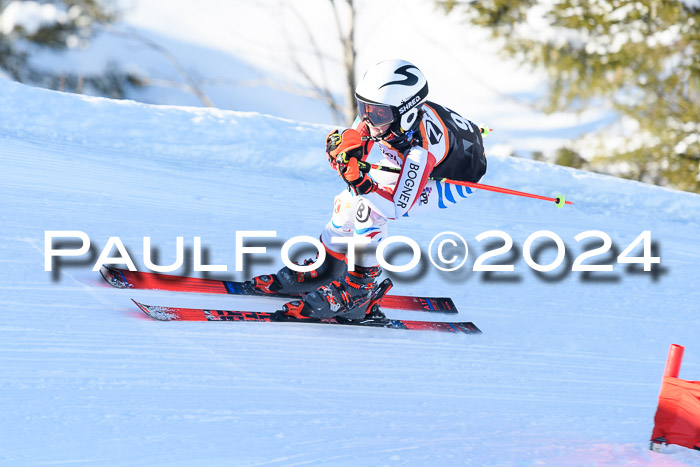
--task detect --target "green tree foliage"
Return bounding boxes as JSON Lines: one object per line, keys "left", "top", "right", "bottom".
{"left": 441, "top": 0, "right": 700, "bottom": 192}
{"left": 531, "top": 150, "right": 546, "bottom": 162}
{"left": 0, "top": 0, "right": 135, "bottom": 97}
{"left": 555, "top": 146, "right": 588, "bottom": 169}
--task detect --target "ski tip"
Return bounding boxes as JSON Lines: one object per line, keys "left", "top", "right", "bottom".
{"left": 131, "top": 299, "right": 157, "bottom": 320}
{"left": 131, "top": 298, "right": 148, "bottom": 312}
{"left": 131, "top": 299, "right": 182, "bottom": 321}
{"left": 100, "top": 265, "right": 130, "bottom": 289}
{"left": 99, "top": 264, "right": 113, "bottom": 281}
{"left": 101, "top": 264, "right": 120, "bottom": 275}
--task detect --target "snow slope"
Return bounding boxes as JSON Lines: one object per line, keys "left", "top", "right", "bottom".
{"left": 1, "top": 80, "right": 700, "bottom": 466}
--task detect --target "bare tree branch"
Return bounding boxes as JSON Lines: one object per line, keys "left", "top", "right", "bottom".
{"left": 273, "top": 0, "right": 346, "bottom": 124}
{"left": 330, "top": 0, "right": 357, "bottom": 125}
{"left": 101, "top": 24, "right": 215, "bottom": 107}
{"left": 271, "top": 0, "right": 358, "bottom": 126}
{"left": 201, "top": 76, "right": 333, "bottom": 100}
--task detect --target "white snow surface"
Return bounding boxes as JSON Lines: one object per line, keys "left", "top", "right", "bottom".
{"left": 1, "top": 80, "right": 700, "bottom": 466}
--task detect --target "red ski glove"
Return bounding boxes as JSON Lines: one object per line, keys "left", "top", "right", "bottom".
{"left": 337, "top": 156, "right": 376, "bottom": 195}
{"left": 325, "top": 128, "right": 364, "bottom": 170}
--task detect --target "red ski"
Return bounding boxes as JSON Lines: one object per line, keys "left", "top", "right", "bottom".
{"left": 101, "top": 266, "right": 457, "bottom": 313}
{"left": 132, "top": 300, "right": 481, "bottom": 334}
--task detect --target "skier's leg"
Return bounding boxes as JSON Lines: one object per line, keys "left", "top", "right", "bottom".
{"left": 319, "top": 189, "right": 355, "bottom": 257}
{"left": 281, "top": 195, "right": 389, "bottom": 321}
{"left": 250, "top": 190, "right": 352, "bottom": 295}
{"left": 351, "top": 197, "right": 388, "bottom": 266}
{"left": 304, "top": 180, "right": 474, "bottom": 316}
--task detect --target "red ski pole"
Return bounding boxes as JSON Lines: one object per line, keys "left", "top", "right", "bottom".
{"left": 357, "top": 160, "right": 573, "bottom": 208}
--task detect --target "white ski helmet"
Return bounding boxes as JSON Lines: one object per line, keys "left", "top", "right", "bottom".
{"left": 355, "top": 59, "right": 429, "bottom": 141}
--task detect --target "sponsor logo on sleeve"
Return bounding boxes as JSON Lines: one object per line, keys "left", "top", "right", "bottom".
{"left": 419, "top": 186, "right": 432, "bottom": 206}
{"left": 396, "top": 162, "right": 421, "bottom": 209}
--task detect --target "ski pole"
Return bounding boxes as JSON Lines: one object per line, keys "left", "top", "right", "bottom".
{"left": 356, "top": 160, "right": 573, "bottom": 208}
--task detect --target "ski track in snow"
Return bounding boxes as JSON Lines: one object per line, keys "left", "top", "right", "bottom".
{"left": 1, "top": 81, "right": 700, "bottom": 466}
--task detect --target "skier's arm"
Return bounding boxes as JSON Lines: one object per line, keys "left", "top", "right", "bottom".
{"left": 360, "top": 146, "right": 436, "bottom": 220}
{"left": 328, "top": 128, "right": 379, "bottom": 196}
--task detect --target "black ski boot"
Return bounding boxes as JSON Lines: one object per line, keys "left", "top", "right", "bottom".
{"left": 249, "top": 249, "right": 346, "bottom": 295}
{"left": 274, "top": 265, "right": 384, "bottom": 321}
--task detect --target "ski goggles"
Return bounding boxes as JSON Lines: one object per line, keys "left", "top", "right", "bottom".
{"left": 357, "top": 99, "right": 394, "bottom": 127}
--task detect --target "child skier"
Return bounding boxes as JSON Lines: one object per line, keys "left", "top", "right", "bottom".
{"left": 251, "top": 59, "right": 487, "bottom": 321}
